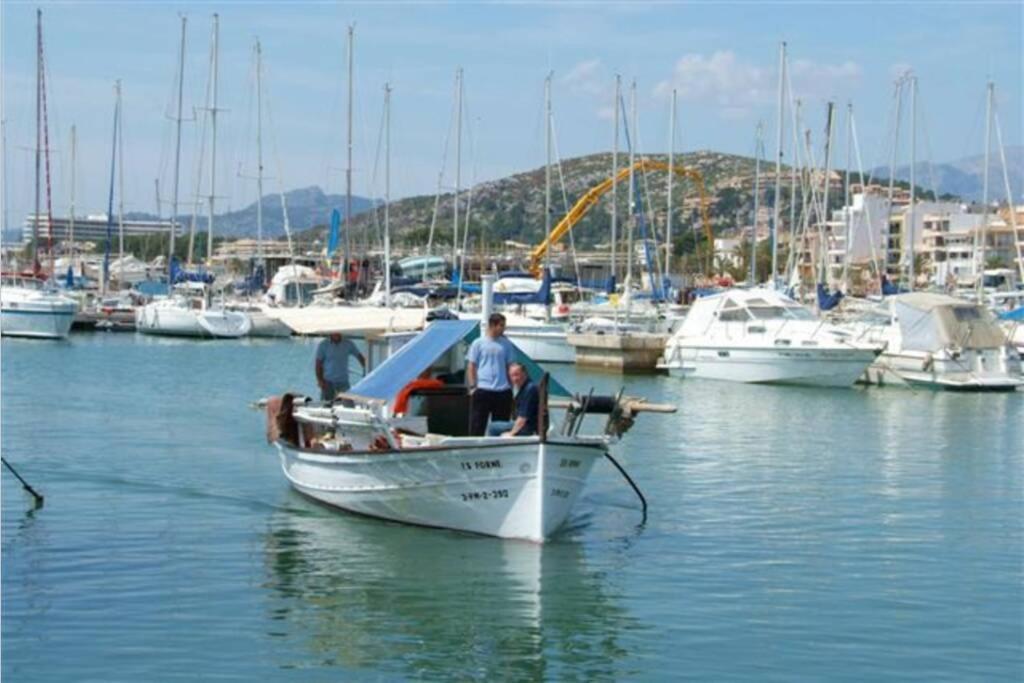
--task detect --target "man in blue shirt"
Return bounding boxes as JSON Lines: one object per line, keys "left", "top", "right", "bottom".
{"left": 315, "top": 332, "right": 366, "bottom": 401}
{"left": 466, "top": 313, "right": 515, "bottom": 436}
{"left": 487, "top": 363, "right": 540, "bottom": 437}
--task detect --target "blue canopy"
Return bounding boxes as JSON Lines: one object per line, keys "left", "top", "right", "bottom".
{"left": 350, "top": 319, "right": 569, "bottom": 401}
{"left": 999, "top": 306, "right": 1024, "bottom": 322}
{"left": 169, "top": 256, "right": 215, "bottom": 284}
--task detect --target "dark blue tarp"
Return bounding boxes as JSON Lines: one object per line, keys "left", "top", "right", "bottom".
{"left": 349, "top": 319, "right": 569, "bottom": 401}
{"left": 169, "top": 256, "right": 215, "bottom": 285}
{"left": 493, "top": 270, "right": 551, "bottom": 306}
{"left": 816, "top": 283, "right": 844, "bottom": 311}
{"left": 880, "top": 275, "right": 903, "bottom": 296}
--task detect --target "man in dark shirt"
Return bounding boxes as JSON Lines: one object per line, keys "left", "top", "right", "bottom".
{"left": 486, "top": 363, "right": 539, "bottom": 437}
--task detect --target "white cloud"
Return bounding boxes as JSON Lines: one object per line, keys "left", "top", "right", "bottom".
{"left": 654, "top": 50, "right": 863, "bottom": 119}
{"left": 561, "top": 58, "right": 607, "bottom": 97}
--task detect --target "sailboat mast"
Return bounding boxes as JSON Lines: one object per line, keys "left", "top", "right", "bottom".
{"left": 206, "top": 13, "right": 219, "bottom": 265}
{"left": 170, "top": 15, "right": 186, "bottom": 264}
{"left": 820, "top": 102, "right": 835, "bottom": 286}
{"left": 991, "top": 87, "right": 1024, "bottom": 282}
{"left": 977, "top": 80, "right": 993, "bottom": 296}
{"left": 103, "top": 83, "right": 119, "bottom": 296}
{"left": 32, "top": 9, "right": 41, "bottom": 271}
{"left": 751, "top": 121, "right": 763, "bottom": 284}
{"left": 343, "top": 24, "right": 353, "bottom": 293}
{"left": 842, "top": 102, "right": 853, "bottom": 290}
{"left": 453, "top": 67, "right": 463, "bottom": 279}
{"left": 1, "top": 119, "right": 8, "bottom": 237}
{"left": 610, "top": 74, "right": 620, "bottom": 291}
{"left": 544, "top": 72, "right": 552, "bottom": 281}
{"left": 69, "top": 124, "right": 76, "bottom": 264}
{"left": 666, "top": 88, "right": 676, "bottom": 279}
{"left": 117, "top": 80, "right": 125, "bottom": 286}
{"left": 256, "top": 39, "right": 265, "bottom": 276}
{"left": 626, "top": 80, "right": 636, "bottom": 305}
{"left": 384, "top": 83, "right": 392, "bottom": 308}
{"left": 907, "top": 76, "right": 916, "bottom": 293}
{"left": 771, "top": 42, "right": 786, "bottom": 284}
{"left": 884, "top": 77, "right": 905, "bottom": 283}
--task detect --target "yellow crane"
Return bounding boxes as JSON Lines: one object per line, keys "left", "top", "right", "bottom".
{"left": 528, "top": 159, "right": 714, "bottom": 277}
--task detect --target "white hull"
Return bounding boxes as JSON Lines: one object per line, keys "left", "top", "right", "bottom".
{"left": 861, "top": 350, "right": 1023, "bottom": 391}
{"left": 662, "top": 346, "right": 877, "bottom": 387}
{"left": 277, "top": 438, "right": 604, "bottom": 542}
{"left": 0, "top": 306, "right": 76, "bottom": 339}
{"left": 245, "top": 310, "right": 293, "bottom": 338}
{"left": 137, "top": 304, "right": 252, "bottom": 338}
{"left": 505, "top": 327, "right": 575, "bottom": 364}
{"left": 1, "top": 288, "right": 77, "bottom": 339}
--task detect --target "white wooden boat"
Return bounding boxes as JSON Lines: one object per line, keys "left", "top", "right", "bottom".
{"left": 0, "top": 275, "right": 78, "bottom": 339}
{"left": 658, "top": 287, "right": 881, "bottom": 387}
{"left": 842, "top": 293, "right": 1023, "bottom": 391}
{"left": 266, "top": 319, "right": 671, "bottom": 542}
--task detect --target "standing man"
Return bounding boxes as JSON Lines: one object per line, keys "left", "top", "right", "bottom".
{"left": 486, "top": 363, "right": 539, "bottom": 437}
{"left": 466, "top": 313, "right": 515, "bottom": 436}
{"left": 315, "top": 332, "right": 366, "bottom": 402}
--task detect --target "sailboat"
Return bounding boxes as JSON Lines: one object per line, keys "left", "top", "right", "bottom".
{"left": 136, "top": 14, "right": 250, "bottom": 340}
{"left": 1, "top": 10, "right": 78, "bottom": 340}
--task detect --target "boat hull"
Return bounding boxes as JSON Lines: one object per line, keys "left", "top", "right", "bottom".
{"left": 0, "top": 306, "right": 76, "bottom": 339}
{"left": 505, "top": 327, "right": 575, "bottom": 363}
{"left": 137, "top": 304, "right": 251, "bottom": 338}
{"left": 277, "top": 438, "right": 604, "bottom": 542}
{"left": 662, "top": 346, "right": 877, "bottom": 387}
{"left": 862, "top": 350, "right": 1023, "bottom": 391}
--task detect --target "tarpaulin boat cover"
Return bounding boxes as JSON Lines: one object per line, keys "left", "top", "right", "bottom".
{"left": 350, "top": 319, "right": 569, "bottom": 401}
{"left": 816, "top": 283, "right": 844, "bottom": 311}
{"left": 892, "top": 293, "right": 1007, "bottom": 351}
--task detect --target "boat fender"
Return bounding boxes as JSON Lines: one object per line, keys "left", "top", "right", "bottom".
{"left": 923, "top": 354, "right": 934, "bottom": 371}
{"left": 370, "top": 434, "right": 392, "bottom": 452}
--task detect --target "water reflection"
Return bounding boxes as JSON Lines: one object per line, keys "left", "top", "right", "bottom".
{"left": 263, "top": 495, "right": 637, "bottom": 678}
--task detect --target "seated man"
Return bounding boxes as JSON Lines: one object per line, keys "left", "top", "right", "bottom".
{"left": 486, "top": 363, "right": 539, "bottom": 437}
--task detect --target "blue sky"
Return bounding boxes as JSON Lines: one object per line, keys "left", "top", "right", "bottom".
{"left": 2, "top": 1, "right": 1021, "bottom": 229}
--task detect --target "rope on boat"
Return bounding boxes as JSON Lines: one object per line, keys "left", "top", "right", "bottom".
{"left": 603, "top": 451, "right": 646, "bottom": 527}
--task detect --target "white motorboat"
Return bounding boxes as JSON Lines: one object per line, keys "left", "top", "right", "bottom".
{"left": 658, "top": 287, "right": 882, "bottom": 387}
{"left": 137, "top": 281, "right": 252, "bottom": 338}
{"left": 503, "top": 317, "right": 575, "bottom": 364}
{"left": 265, "top": 319, "right": 671, "bottom": 542}
{"left": 842, "top": 292, "right": 1023, "bottom": 391}
{"left": 0, "top": 275, "right": 78, "bottom": 339}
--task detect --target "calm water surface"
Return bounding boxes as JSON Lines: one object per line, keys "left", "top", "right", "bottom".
{"left": 2, "top": 334, "right": 1021, "bottom": 681}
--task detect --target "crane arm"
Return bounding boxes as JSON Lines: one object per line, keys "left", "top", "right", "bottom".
{"left": 528, "top": 159, "right": 713, "bottom": 276}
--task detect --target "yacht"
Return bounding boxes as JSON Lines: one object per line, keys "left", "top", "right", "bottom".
{"left": 842, "top": 292, "right": 1022, "bottom": 391}
{"left": 1, "top": 274, "right": 79, "bottom": 339}
{"left": 658, "top": 287, "right": 881, "bottom": 387}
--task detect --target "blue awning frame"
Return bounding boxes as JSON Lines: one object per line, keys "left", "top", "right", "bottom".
{"left": 349, "top": 319, "right": 570, "bottom": 401}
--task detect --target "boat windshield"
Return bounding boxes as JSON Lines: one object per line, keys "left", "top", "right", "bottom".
{"left": 748, "top": 305, "right": 788, "bottom": 320}
{"left": 784, "top": 306, "right": 816, "bottom": 320}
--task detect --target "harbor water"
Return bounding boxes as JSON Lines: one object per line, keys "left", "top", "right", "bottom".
{"left": 2, "top": 334, "right": 1022, "bottom": 681}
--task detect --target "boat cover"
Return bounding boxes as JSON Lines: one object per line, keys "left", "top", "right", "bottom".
{"left": 350, "top": 319, "right": 569, "bottom": 401}
{"left": 816, "top": 283, "right": 844, "bottom": 311}
{"left": 892, "top": 293, "right": 1007, "bottom": 351}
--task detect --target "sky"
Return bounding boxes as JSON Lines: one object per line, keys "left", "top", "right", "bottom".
{"left": 1, "top": 1, "right": 1022, "bottom": 231}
